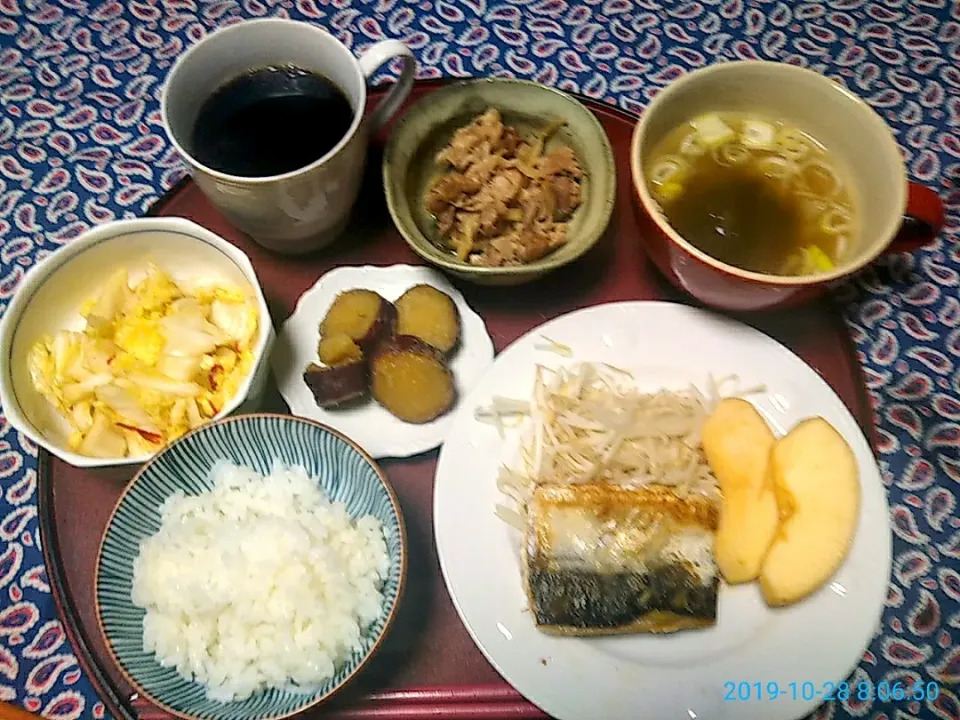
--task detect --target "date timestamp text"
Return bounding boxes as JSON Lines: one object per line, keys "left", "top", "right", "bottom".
{"left": 723, "top": 681, "right": 941, "bottom": 703}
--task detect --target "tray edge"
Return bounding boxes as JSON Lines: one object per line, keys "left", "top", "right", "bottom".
{"left": 32, "top": 76, "right": 879, "bottom": 720}
{"left": 37, "top": 450, "right": 138, "bottom": 720}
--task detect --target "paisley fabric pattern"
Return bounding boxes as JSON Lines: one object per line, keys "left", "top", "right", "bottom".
{"left": 0, "top": 1, "right": 958, "bottom": 719}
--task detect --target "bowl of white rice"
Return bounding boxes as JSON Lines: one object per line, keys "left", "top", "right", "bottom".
{"left": 95, "top": 413, "right": 406, "bottom": 720}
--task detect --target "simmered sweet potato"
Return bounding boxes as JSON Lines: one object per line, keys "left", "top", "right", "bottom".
{"left": 303, "top": 360, "right": 368, "bottom": 408}
{"left": 320, "top": 289, "right": 396, "bottom": 351}
{"left": 371, "top": 336, "right": 456, "bottom": 423}
{"left": 395, "top": 284, "right": 461, "bottom": 355}
{"left": 318, "top": 333, "right": 364, "bottom": 366}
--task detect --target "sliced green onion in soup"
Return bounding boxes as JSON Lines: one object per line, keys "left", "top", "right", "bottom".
{"left": 780, "top": 253, "right": 803, "bottom": 275}
{"left": 690, "top": 113, "right": 735, "bottom": 148}
{"left": 647, "top": 156, "right": 687, "bottom": 184}
{"left": 657, "top": 182, "right": 684, "bottom": 201}
{"left": 647, "top": 155, "right": 688, "bottom": 201}
{"left": 795, "top": 191, "right": 830, "bottom": 219}
{"left": 798, "top": 159, "right": 842, "bottom": 197}
{"left": 800, "top": 245, "right": 835, "bottom": 273}
{"left": 679, "top": 132, "right": 707, "bottom": 157}
{"left": 819, "top": 205, "right": 852, "bottom": 235}
{"left": 741, "top": 119, "right": 776, "bottom": 150}
{"left": 833, "top": 235, "right": 850, "bottom": 260}
{"left": 756, "top": 156, "right": 799, "bottom": 182}
{"left": 782, "top": 244, "right": 837, "bottom": 276}
{"left": 775, "top": 127, "right": 813, "bottom": 162}
{"left": 712, "top": 142, "right": 751, "bottom": 166}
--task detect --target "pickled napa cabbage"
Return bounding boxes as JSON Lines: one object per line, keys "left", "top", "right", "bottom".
{"left": 27, "top": 265, "right": 259, "bottom": 459}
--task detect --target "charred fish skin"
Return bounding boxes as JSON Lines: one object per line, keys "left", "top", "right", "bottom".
{"left": 524, "top": 483, "right": 720, "bottom": 636}
{"left": 527, "top": 565, "right": 719, "bottom": 632}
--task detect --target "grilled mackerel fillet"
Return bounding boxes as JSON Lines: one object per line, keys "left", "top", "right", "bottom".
{"left": 524, "top": 484, "right": 720, "bottom": 636}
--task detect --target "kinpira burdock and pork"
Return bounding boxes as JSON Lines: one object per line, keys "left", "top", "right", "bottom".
{"left": 425, "top": 108, "right": 585, "bottom": 267}
{"left": 303, "top": 285, "right": 461, "bottom": 423}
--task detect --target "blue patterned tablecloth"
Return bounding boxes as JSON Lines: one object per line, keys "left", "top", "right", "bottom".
{"left": 0, "top": 1, "right": 958, "bottom": 719}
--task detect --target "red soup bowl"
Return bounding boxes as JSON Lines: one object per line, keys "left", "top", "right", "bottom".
{"left": 629, "top": 60, "right": 945, "bottom": 313}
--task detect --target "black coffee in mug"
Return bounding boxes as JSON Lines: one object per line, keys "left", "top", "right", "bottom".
{"left": 190, "top": 64, "right": 354, "bottom": 177}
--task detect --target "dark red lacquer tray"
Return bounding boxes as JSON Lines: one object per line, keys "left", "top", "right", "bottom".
{"left": 37, "top": 80, "right": 877, "bottom": 720}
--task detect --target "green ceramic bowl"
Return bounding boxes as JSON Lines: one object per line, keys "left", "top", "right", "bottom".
{"left": 383, "top": 79, "right": 617, "bottom": 286}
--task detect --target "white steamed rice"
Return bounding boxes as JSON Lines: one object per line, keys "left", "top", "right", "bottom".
{"left": 131, "top": 461, "right": 390, "bottom": 703}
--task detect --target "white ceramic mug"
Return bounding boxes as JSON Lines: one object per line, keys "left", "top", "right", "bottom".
{"left": 161, "top": 19, "right": 416, "bottom": 255}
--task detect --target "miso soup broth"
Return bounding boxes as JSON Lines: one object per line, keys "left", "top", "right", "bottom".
{"left": 644, "top": 112, "right": 858, "bottom": 277}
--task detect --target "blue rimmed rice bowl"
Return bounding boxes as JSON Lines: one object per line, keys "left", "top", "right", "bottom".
{"left": 95, "top": 413, "right": 406, "bottom": 720}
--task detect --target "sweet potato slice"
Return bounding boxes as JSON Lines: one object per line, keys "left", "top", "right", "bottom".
{"left": 320, "top": 289, "right": 396, "bottom": 351}
{"left": 395, "top": 284, "right": 461, "bottom": 355}
{"left": 303, "top": 360, "right": 369, "bottom": 408}
{"left": 371, "top": 335, "right": 456, "bottom": 423}
{"left": 318, "top": 333, "right": 364, "bottom": 366}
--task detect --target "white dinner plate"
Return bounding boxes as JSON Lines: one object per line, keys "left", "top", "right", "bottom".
{"left": 434, "top": 301, "right": 891, "bottom": 720}
{"left": 272, "top": 264, "right": 495, "bottom": 459}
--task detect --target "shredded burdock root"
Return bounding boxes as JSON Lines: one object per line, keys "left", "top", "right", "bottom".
{"left": 473, "top": 361, "right": 766, "bottom": 531}
{"left": 424, "top": 108, "right": 584, "bottom": 268}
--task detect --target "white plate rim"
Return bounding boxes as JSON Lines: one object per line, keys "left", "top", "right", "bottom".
{"left": 433, "top": 300, "right": 892, "bottom": 720}
{"left": 271, "top": 264, "right": 496, "bottom": 459}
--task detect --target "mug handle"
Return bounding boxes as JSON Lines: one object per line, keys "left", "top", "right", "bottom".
{"left": 357, "top": 40, "right": 417, "bottom": 133}
{"left": 884, "top": 182, "right": 946, "bottom": 254}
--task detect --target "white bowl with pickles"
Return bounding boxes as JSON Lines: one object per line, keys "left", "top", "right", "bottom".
{"left": 0, "top": 217, "right": 275, "bottom": 468}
